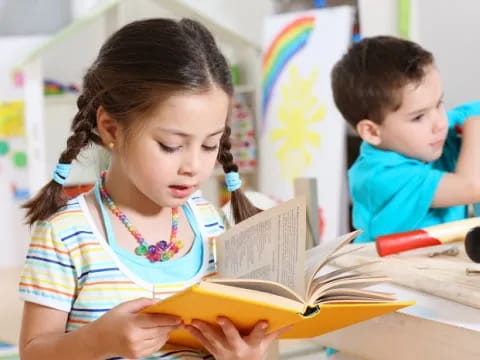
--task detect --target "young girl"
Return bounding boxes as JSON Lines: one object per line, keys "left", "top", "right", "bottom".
{"left": 18, "top": 18, "right": 287, "bottom": 360}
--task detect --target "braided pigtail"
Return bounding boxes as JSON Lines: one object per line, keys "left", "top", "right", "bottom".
{"left": 23, "top": 94, "right": 99, "bottom": 225}
{"left": 217, "top": 124, "right": 261, "bottom": 224}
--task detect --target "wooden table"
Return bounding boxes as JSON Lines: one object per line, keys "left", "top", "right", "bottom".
{"left": 310, "top": 243, "right": 480, "bottom": 360}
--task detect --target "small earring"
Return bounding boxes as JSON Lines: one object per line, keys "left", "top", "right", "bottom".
{"left": 108, "top": 142, "right": 114, "bottom": 150}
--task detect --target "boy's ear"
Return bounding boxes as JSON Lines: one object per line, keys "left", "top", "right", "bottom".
{"left": 96, "top": 106, "right": 120, "bottom": 148}
{"left": 356, "top": 119, "right": 382, "bottom": 146}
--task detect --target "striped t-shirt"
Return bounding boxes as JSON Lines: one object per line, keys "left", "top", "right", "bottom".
{"left": 19, "top": 193, "right": 224, "bottom": 359}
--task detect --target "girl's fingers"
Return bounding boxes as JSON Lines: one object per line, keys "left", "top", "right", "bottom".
{"left": 135, "top": 313, "right": 183, "bottom": 328}
{"left": 142, "top": 336, "right": 168, "bottom": 354}
{"left": 216, "top": 316, "right": 243, "bottom": 348}
{"left": 190, "top": 320, "right": 226, "bottom": 351}
{"left": 143, "top": 324, "right": 183, "bottom": 340}
{"left": 244, "top": 320, "right": 268, "bottom": 348}
{"left": 185, "top": 324, "right": 216, "bottom": 355}
{"left": 116, "top": 297, "right": 157, "bottom": 313}
{"left": 264, "top": 324, "right": 294, "bottom": 344}
{"left": 133, "top": 335, "right": 175, "bottom": 359}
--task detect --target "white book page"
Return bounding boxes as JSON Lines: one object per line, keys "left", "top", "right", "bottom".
{"left": 216, "top": 197, "right": 306, "bottom": 295}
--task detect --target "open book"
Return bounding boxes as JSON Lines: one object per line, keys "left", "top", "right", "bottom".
{"left": 143, "top": 197, "right": 413, "bottom": 348}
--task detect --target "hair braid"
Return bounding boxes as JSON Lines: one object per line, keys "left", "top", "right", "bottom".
{"left": 23, "top": 93, "right": 99, "bottom": 225}
{"left": 217, "top": 125, "right": 261, "bottom": 224}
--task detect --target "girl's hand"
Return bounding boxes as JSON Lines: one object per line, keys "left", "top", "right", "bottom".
{"left": 89, "top": 298, "right": 183, "bottom": 359}
{"left": 185, "top": 316, "right": 292, "bottom": 360}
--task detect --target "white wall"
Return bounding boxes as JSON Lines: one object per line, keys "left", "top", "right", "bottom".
{"left": 0, "top": 36, "right": 48, "bottom": 99}
{"left": 414, "top": 0, "right": 480, "bottom": 108}
{"left": 175, "top": 0, "right": 273, "bottom": 48}
{"left": 0, "top": 0, "right": 72, "bottom": 36}
{"left": 358, "top": 0, "right": 480, "bottom": 109}
{"left": 358, "top": 0, "right": 398, "bottom": 37}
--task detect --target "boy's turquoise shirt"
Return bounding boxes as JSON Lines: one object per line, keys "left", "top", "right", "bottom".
{"left": 349, "top": 101, "right": 480, "bottom": 243}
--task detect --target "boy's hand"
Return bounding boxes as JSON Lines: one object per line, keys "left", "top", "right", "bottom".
{"left": 88, "top": 298, "right": 183, "bottom": 359}
{"left": 434, "top": 114, "right": 480, "bottom": 207}
{"left": 185, "top": 316, "right": 292, "bottom": 360}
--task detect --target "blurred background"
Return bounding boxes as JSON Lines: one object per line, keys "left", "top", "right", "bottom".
{"left": 1, "top": 1, "right": 480, "bottom": 358}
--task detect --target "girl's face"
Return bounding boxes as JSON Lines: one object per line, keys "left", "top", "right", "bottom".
{"left": 110, "top": 86, "right": 229, "bottom": 210}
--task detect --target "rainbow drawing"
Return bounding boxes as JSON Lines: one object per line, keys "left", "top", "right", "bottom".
{"left": 262, "top": 16, "right": 315, "bottom": 118}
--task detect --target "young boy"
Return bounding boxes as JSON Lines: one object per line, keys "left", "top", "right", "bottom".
{"left": 331, "top": 36, "right": 480, "bottom": 243}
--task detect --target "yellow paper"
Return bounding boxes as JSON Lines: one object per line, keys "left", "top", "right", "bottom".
{"left": 0, "top": 100, "right": 24, "bottom": 137}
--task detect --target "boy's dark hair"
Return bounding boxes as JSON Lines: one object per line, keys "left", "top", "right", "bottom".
{"left": 24, "top": 18, "right": 260, "bottom": 225}
{"left": 331, "top": 36, "right": 434, "bottom": 128}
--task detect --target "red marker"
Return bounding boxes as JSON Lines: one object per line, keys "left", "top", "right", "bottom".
{"left": 376, "top": 217, "right": 480, "bottom": 256}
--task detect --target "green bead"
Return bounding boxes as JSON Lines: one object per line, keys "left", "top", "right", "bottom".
{"left": 135, "top": 244, "right": 148, "bottom": 256}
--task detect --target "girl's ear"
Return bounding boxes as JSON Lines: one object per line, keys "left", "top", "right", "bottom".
{"left": 96, "top": 106, "right": 120, "bottom": 148}
{"left": 356, "top": 119, "right": 382, "bottom": 146}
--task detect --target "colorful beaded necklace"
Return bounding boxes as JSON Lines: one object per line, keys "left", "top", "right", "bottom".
{"left": 98, "top": 172, "right": 183, "bottom": 262}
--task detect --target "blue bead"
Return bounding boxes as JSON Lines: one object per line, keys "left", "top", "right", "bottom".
{"left": 158, "top": 240, "right": 168, "bottom": 250}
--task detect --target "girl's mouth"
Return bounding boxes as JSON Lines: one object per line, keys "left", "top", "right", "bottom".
{"left": 169, "top": 185, "right": 195, "bottom": 198}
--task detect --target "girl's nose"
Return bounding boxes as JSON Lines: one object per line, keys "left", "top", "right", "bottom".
{"left": 179, "top": 148, "right": 201, "bottom": 176}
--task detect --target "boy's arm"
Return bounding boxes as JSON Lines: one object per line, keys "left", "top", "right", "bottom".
{"left": 19, "top": 302, "right": 104, "bottom": 360}
{"left": 432, "top": 116, "right": 480, "bottom": 207}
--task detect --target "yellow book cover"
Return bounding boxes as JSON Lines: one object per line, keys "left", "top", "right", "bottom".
{"left": 143, "top": 197, "right": 414, "bottom": 348}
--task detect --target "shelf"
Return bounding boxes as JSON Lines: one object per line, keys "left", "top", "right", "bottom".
{"left": 43, "top": 88, "right": 254, "bottom": 105}
{"left": 44, "top": 93, "right": 78, "bottom": 105}
{"left": 234, "top": 84, "right": 256, "bottom": 94}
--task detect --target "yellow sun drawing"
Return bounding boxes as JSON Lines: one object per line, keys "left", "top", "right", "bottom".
{"left": 270, "top": 65, "right": 326, "bottom": 181}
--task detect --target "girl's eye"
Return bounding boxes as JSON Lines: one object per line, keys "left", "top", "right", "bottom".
{"left": 411, "top": 114, "right": 424, "bottom": 122}
{"left": 437, "top": 99, "right": 444, "bottom": 108}
{"left": 202, "top": 144, "right": 218, "bottom": 152}
{"left": 159, "top": 143, "right": 181, "bottom": 153}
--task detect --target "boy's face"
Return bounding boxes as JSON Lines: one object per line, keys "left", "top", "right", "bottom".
{"left": 376, "top": 66, "right": 448, "bottom": 162}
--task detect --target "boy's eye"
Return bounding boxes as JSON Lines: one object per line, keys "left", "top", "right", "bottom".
{"left": 202, "top": 144, "right": 218, "bottom": 152}
{"left": 159, "top": 143, "right": 181, "bottom": 153}
{"left": 437, "top": 99, "right": 444, "bottom": 108}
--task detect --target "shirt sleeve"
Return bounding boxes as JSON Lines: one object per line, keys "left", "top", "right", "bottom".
{"left": 204, "top": 203, "right": 226, "bottom": 235}
{"left": 367, "top": 161, "right": 445, "bottom": 239}
{"left": 19, "top": 220, "right": 77, "bottom": 312}
{"left": 188, "top": 194, "right": 226, "bottom": 237}
{"left": 447, "top": 101, "right": 480, "bottom": 128}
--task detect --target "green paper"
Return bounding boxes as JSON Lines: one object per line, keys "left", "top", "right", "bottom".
{"left": 12, "top": 151, "right": 27, "bottom": 168}
{"left": 0, "top": 141, "right": 9, "bottom": 156}
{"left": 398, "top": 0, "right": 411, "bottom": 39}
